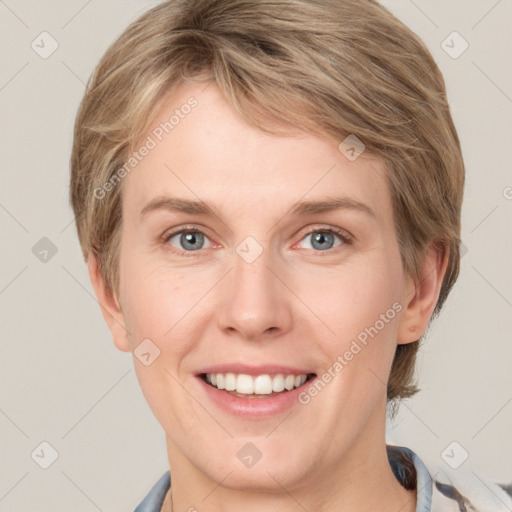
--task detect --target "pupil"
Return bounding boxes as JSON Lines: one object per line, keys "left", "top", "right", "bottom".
{"left": 312, "top": 232, "right": 333, "bottom": 250}
{"left": 183, "top": 232, "right": 202, "bottom": 250}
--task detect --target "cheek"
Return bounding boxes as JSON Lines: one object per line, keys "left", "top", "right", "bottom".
{"left": 295, "top": 257, "right": 405, "bottom": 403}
{"left": 120, "top": 261, "right": 196, "bottom": 351}
{"left": 293, "top": 263, "right": 404, "bottom": 422}
{"left": 295, "top": 258, "right": 403, "bottom": 338}
{"left": 119, "top": 265, "right": 205, "bottom": 427}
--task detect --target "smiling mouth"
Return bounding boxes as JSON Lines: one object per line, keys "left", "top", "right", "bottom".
{"left": 199, "top": 372, "right": 316, "bottom": 398}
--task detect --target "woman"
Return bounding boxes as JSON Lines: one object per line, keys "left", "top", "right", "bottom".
{"left": 69, "top": 1, "right": 511, "bottom": 510}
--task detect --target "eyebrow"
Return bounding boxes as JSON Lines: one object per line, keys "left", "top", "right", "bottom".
{"left": 140, "top": 195, "right": 376, "bottom": 220}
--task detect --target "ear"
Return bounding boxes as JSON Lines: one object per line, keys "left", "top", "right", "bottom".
{"left": 88, "top": 252, "right": 131, "bottom": 352}
{"left": 397, "top": 242, "right": 449, "bottom": 345}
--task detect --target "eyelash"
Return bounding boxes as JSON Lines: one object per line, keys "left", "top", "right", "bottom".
{"left": 162, "top": 224, "right": 353, "bottom": 257}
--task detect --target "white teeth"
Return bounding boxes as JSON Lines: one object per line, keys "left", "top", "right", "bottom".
{"left": 205, "top": 372, "right": 310, "bottom": 395}
{"left": 225, "top": 373, "right": 236, "bottom": 391}
{"left": 253, "top": 375, "right": 273, "bottom": 394}
{"left": 284, "top": 374, "right": 295, "bottom": 390}
{"left": 294, "top": 374, "right": 307, "bottom": 387}
{"left": 272, "top": 374, "right": 285, "bottom": 392}
{"left": 236, "top": 374, "right": 254, "bottom": 394}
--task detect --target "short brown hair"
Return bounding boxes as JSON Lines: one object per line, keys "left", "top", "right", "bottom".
{"left": 69, "top": 0, "right": 465, "bottom": 406}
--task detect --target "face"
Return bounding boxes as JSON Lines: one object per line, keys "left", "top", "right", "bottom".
{"left": 105, "top": 81, "right": 419, "bottom": 491}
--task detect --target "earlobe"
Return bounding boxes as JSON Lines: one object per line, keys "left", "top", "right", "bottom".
{"left": 397, "top": 243, "right": 449, "bottom": 345}
{"left": 87, "top": 253, "right": 131, "bottom": 352}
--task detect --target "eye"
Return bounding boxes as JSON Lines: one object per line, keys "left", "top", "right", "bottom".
{"left": 162, "top": 225, "right": 352, "bottom": 256}
{"left": 165, "top": 228, "right": 213, "bottom": 253}
{"left": 297, "top": 227, "right": 351, "bottom": 252}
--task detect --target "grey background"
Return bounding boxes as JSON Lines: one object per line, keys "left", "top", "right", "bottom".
{"left": 0, "top": 0, "right": 511, "bottom": 510}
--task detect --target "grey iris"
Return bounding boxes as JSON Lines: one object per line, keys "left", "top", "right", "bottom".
{"left": 311, "top": 232, "right": 335, "bottom": 250}
{"left": 181, "top": 232, "right": 204, "bottom": 251}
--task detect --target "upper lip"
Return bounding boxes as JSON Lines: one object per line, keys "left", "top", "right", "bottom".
{"left": 196, "top": 364, "right": 316, "bottom": 377}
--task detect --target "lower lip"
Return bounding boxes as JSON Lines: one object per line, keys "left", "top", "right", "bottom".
{"left": 196, "top": 375, "right": 314, "bottom": 418}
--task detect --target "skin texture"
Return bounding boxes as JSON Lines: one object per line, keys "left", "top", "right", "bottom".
{"left": 89, "top": 81, "right": 448, "bottom": 512}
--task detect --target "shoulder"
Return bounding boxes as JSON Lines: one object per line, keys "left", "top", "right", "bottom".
{"left": 427, "top": 462, "right": 512, "bottom": 512}
{"left": 387, "top": 444, "right": 512, "bottom": 511}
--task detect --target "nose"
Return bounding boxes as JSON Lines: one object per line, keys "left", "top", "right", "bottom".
{"left": 216, "top": 246, "right": 293, "bottom": 342}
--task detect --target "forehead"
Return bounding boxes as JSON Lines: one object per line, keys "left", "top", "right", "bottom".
{"left": 122, "top": 81, "right": 390, "bottom": 223}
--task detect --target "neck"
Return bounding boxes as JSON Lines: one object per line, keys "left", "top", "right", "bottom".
{"left": 162, "top": 407, "right": 416, "bottom": 512}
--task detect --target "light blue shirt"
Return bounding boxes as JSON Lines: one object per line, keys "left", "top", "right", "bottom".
{"left": 134, "top": 470, "right": 170, "bottom": 512}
